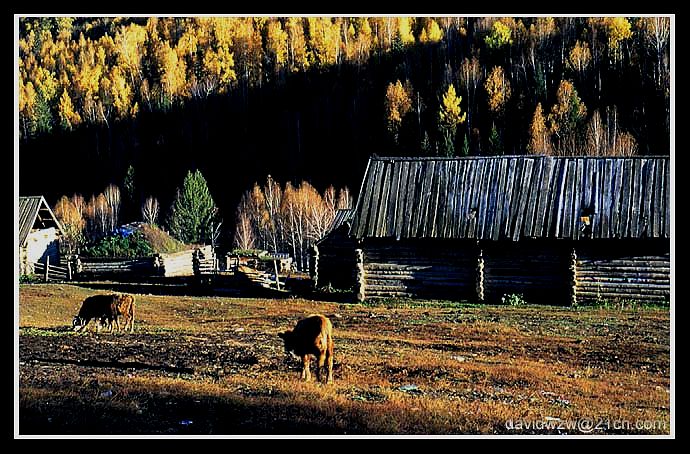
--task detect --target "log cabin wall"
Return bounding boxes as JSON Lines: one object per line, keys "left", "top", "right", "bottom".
{"left": 361, "top": 239, "right": 477, "bottom": 300}
{"left": 574, "top": 239, "right": 670, "bottom": 304}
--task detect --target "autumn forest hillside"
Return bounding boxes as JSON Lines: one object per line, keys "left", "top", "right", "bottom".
{"left": 18, "top": 16, "right": 671, "bottom": 244}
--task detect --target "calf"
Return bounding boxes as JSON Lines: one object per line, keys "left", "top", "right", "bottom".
{"left": 72, "top": 294, "right": 117, "bottom": 333}
{"left": 278, "top": 314, "right": 334, "bottom": 384}
{"left": 109, "top": 293, "right": 135, "bottom": 333}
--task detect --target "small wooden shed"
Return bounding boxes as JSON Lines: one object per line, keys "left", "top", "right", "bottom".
{"left": 344, "top": 155, "right": 670, "bottom": 305}
{"left": 19, "top": 196, "right": 64, "bottom": 276}
{"left": 312, "top": 208, "right": 356, "bottom": 289}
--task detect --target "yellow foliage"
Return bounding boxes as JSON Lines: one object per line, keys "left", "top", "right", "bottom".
{"left": 157, "top": 40, "right": 187, "bottom": 99}
{"left": 307, "top": 17, "right": 341, "bottom": 67}
{"left": 528, "top": 103, "right": 552, "bottom": 155}
{"left": 286, "top": 18, "right": 309, "bottom": 72}
{"left": 385, "top": 80, "right": 413, "bottom": 131}
{"left": 548, "top": 80, "right": 587, "bottom": 137}
{"left": 529, "top": 17, "right": 557, "bottom": 43}
{"left": 605, "top": 17, "right": 632, "bottom": 50}
{"left": 19, "top": 79, "right": 37, "bottom": 118}
{"left": 438, "top": 84, "right": 466, "bottom": 128}
{"left": 484, "top": 66, "right": 511, "bottom": 113}
{"left": 485, "top": 20, "right": 513, "bottom": 48}
{"left": 107, "top": 66, "right": 133, "bottom": 119}
{"left": 568, "top": 41, "right": 591, "bottom": 73}
{"left": 266, "top": 20, "right": 288, "bottom": 69}
{"left": 33, "top": 66, "right": 59, "bottom": 101}
{"left": 58, "top": 88, "right": 82, "bottom": 130}
{"left": 397, "top": 17, "right": 415, "bottom": 45}
{"left": 202, "top": 44, "right": 237, "bottom": 93}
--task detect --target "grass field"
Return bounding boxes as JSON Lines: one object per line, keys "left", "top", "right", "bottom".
{"left": 17, "top": 283, "right": 672, "bottom": 436}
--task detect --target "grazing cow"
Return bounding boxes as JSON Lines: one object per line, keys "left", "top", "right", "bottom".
{"left": 109, "top": 293, "right": 135, "bottom": 333}
{"left": 278, "top": 314, "right": 334, "bottom": 384}
{"left": 72, "top": 294, "right": 117, "bottom": 333}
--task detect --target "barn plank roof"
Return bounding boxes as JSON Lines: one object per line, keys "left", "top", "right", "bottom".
{"left": 317, "top": 209, "right": 354, "bottom": 244}
{"left": 19, "top": 196, "right": 63, "bottom": 247}
{"left": 349, "top": 156, "right": 670, "bottom": 241}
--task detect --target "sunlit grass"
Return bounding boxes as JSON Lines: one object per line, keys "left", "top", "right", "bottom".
{"left": 18, "top": 284, "right": 670, "bottom": 435}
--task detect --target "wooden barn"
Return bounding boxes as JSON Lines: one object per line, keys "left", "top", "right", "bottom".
{"left": 19, "top": 196, "right": 64, "bottom": 276}
{"left": 312, "top": 208, "right": 355, "bottom": 290}
{"left": 342, "top": 155, "right": 670, "bottom": 305}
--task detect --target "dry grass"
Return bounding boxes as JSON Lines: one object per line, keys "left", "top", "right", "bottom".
{"left": 18, "top": 284, "right": 671, "bottom": 436}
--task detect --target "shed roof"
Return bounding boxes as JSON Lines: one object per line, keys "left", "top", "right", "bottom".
{"left": 349, "top": 155, "right": 670, "bottom": 241}
{"left": 19, "top": 196, "right": 64, "bottom": 246}
{"left": 316, "top": 209, "right": 354, "bottom": 245}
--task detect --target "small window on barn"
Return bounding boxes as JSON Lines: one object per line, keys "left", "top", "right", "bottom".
{"left": 580, "top": 206, "right": 594, "bottom": 237}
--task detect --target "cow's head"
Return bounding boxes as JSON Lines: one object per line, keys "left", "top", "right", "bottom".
{"left": 278, "top": 329, "right": 295, "bottom": 354}
{"left": 72, "top": 316, "right": 86, "bottom": 332}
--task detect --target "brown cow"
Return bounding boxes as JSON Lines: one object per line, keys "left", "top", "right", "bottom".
{"left": 109, "top": 293, "right": 135, "bottom": 333}
{"left": 278, "top": 314, "right": 334, "bottom": 384}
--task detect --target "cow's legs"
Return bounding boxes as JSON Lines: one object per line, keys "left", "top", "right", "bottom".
{"left": 326, "top": 347, "right": 334, "bottom": 384}
{"left": 316, "top": 353, "right": 326, "bottom": 383}
{"left": 301, "top": 355, "right": 311, "bottom": 381}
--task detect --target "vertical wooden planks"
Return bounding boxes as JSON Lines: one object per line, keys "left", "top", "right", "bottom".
{"left": 554, "top": 159, "right": 568, "bottom": 238}
{"left": 502, "top": 158, "right": 517, "bottom": 238}
{"left": 430, "top": 160, "right": 445, "bottom": 237}
{"left": 631, "top": 158, "right": 643, "bottom": 238}
{"left": 356, "top": 159, "right": 377, "bottom": 238}
{"left": 417, "top": 161, "right": 436, "bottom": 238}
{"left": 642, "top": 159, "right": 655, "bottom": 238}
{"left": 493, "top": 158, "right": 508, "bottom": 240}
{"left": 394, "top": 161, "right": 409, "bottom": 240}
{"left": 652, "top": 159, "right": 663, "bottom": 238}
{"left": 664, "top": 161, "right": 671, "bottom": 238}
{"left": 386, "top": 159, "right": 401, "bottom": 237}
{"left": 460, "top": 160, "right": 476, "bottom": 238}
{"left": 442, "top": 160, "right": 459, "bottom": 238}
{"left": 523, "top": 157, "right": 543, "bottom": 238}
{"left": 468, "top": 159, "right": 485, "bottom": 239}
{"left": 478, "top": 159, "right": 495, "bottom": 239}
{"left": 513, "top": 158, "right": 534, "bottom": 241}
{"left": 559, "top": 159, "right": 575, "bottom": 238}
{"left": 610, "top": 159, "right": 623, "bottom": 238}
{"left": 620, "top": 159, "right": 633, "bottom": 238}
{"left": 404, "top": 160, "right": 419, "bottom": 238}
{"left": 600, "top": 159, "right": 612, "bottom": 239}
{"left": 571, "top": 158, "right": 584, "bottom": 240}
{"left": 536, "top": 157, "right": 555, "bottom": 238}
{"left": 375, "top": 160, "right": 391, "bottom": 237}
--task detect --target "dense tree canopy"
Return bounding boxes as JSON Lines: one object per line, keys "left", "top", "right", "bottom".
{"left": 18, "top": 16, "right": 671, "bottom": 247}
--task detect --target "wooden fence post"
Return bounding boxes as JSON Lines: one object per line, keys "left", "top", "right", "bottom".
{"left": 44, "top": 256, "right": 50, "bottom": 282}
{"left": 273, "top": 259, "right": 281, "bottom": 290}
{"left": 476, "top": 246, "right": 485, "bottom": 303}
{"left": 570, "top": 248, "right": 578, "bottom": 306}
{"left": 311, "top": 244, "right": 319, "bottom": 289}
{"left": 67, "top": 260, "right": 72, "bottom": 281}
{"left": 355, "top": 248, "right": 365, "bottom": 302}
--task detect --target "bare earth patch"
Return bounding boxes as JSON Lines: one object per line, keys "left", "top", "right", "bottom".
{"left": 18, "top": 284, "right": 670, "bottom": 435}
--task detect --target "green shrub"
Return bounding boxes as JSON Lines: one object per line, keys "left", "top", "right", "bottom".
{"left": 19, "top": 274, "right": 42, "bottom": 284}
{"left": 501, "top": 293, "right": 527, "bottom": 306}
{"left": 82, "top": 230, "right": 154, "bottom": 258}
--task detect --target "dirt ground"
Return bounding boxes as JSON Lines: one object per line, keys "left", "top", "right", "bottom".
{"left": 17, "top": 283, "right": 672, "bottom": 436}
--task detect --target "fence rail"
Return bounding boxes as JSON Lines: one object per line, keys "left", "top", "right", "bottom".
{"left": 32, "top": 257, "right": 72, "bottom": 282}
